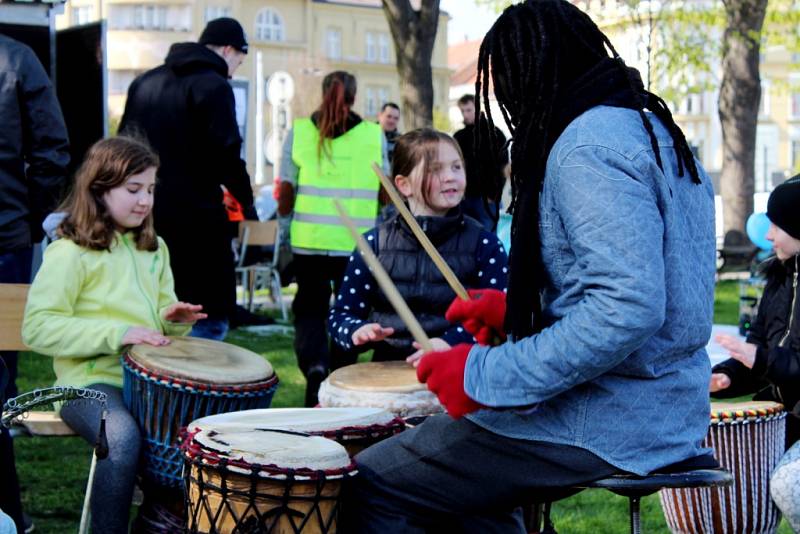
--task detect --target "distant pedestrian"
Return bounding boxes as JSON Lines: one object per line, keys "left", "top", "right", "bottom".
{"left": 378, "top": 102, "right": 401, "bottom": 164}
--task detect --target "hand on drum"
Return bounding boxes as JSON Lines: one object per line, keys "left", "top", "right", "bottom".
{"left": 709, "top": 373, "right": 731, "bottom": 392}
{"left": 163, "top": 302, "right": 207, "bottom": 323}
{"left": 406, "top": 338, "right": 450, "bottom": 367}
{"left": 352, "top": 323, "right": 395, "bottom": 346}
{"left": 715, "top": 334, "right": 757, "bottom": 368}
{"left": 122, "top": 326, "right": 170, "bottom": 347}
{"left": 416, "top": 343, "right": 484, "bottom": 418}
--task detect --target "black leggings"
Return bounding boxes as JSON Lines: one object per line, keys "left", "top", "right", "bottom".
{"left": 60, "top": 384, "right": 141, "bottom": 534}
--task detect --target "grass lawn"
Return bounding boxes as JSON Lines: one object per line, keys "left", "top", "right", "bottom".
{"left": 11, "top": 280, "right": 793, "bottom": 533}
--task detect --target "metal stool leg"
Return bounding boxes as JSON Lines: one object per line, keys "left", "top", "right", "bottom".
{"left": 629, "top": 496, "right": 641, "bottom": 534}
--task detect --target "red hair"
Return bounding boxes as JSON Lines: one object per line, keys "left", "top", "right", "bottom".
{"left": 317, "top": 71, "right": 357, "bottom": 157}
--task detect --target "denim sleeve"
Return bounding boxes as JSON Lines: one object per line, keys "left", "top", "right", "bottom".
{"left": 464, "top": 146, "right": 667, "bottom": 406}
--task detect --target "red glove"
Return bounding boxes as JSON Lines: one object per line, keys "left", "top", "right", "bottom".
{"left": 417, "top": 343, "right": 485, "bottom": 418}
{"left": 445, "top": 289, "right": 507, "bottom": 345}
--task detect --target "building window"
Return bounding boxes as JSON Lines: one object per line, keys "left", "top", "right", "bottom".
{"left": 72, "top": 5, "right": 92, "bottom": 25}
{"left": 108, "top": 4, "right": 189, "bottom": 31}
{"left": 255, "top": 8, "right": 284, "bottom": 42}
{"left": 366, "top": 32, "right": 376, "bottom": 62}
{"left": 792, "top": 140, "right": 800, "bottom": 171}
{"left": 689, "top": 140, "right": 703, "bottom": 164}
{"left": 326, "top": 28, "right": 342, "bottom": 60}
{"left": 365, "top": 87, "right": 377, "bottom": 117}
{"left": 378, "top": 33, "right": 390, "bottom": 63}
{"left": 759, "top": 80, "right": 770, "bottom": 117}
{"left": 204, "top": 6, "right": 231, "bottom": 23}
{"left": 378, "top": 87, "right": 389, "bottom": 108}
{"left": 791, "top": 92, "right": 800, "bottom": 119}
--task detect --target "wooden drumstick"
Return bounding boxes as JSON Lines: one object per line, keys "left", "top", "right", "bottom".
{"left": 333, "top": 199, "right": 434, "bottom": 352}
{"left": 372, "top": 162, "right": 469, "bottom": 301}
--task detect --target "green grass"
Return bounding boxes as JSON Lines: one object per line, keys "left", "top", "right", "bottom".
{"left": 10, "top": 284, "right": 793, "bottom": 533}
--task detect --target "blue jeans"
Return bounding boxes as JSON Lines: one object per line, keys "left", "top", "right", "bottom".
{"left": 0, "top": 247, "right": 31, "bottom": 532}
{"left": 190, "top": 318, "right": 229, "bottom": 341}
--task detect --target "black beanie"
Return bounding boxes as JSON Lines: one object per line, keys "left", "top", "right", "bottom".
{"left": 199, "top": 18, "right": 248, "bottom": 53}
{"left": 767, "top": 174, "right": 800, "bottom": 239}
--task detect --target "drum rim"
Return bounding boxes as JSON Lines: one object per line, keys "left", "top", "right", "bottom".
{"left": 710, "top": 402, "right": 785, "bottom": 422}
{"left": 122, "top": 354, "right": 279, "bottom": 392}
{"left": 182, "top": 431, "right": 357, "bottom": 481}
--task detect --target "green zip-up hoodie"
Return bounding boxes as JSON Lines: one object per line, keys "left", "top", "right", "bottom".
{"left": 22, "top": 232, "right": 191, "bottom": 389}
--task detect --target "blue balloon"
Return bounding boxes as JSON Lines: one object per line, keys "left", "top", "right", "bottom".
{"left": 746, "top": 212, "right": 773, "bottom": 251}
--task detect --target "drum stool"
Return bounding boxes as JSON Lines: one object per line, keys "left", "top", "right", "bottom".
{"left": 535, "top": 465, "right": 733, "bottom": 534}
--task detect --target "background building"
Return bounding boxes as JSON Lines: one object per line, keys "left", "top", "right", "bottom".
{"left": 56, "top": 0, "right": 451, "bottom": 182}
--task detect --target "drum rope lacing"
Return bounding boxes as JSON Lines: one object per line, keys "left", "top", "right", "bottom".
{"left": 183, "top": 428, "right": 357, "bottom": 534}
{"left": 660, "top": 411, "right": 787, "bottom": 533}
{"left": 123, "top": 357, "right": 279, "bottom": 488}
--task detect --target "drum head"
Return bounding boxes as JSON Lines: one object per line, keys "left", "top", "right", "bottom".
{"left": 127, "top": 336, "right": 273, "bottom": 384}
{"left": 190, "top": 407, "right": 398, "bottom": 433}
{"left": 328, "top": 361, "right": 423, "bottom": 393}
{"left": 191, "top": 425, "right": 352, "bottom": 472}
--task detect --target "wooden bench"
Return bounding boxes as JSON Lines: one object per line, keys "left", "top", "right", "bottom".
{"left": 0, "top": 283, "right": 76, "bottom": 437}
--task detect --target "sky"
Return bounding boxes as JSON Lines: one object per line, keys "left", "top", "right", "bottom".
{"left": 440, "top": 0, "right": 500, "bottom": 45}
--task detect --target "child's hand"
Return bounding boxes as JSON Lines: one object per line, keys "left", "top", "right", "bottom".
{"left": 715, "top": 334, "right": 757, "bottom": 369}
{"left": 709, "top": 373, "right": 731, "bottom": 392}
{"left": 122, "top": 326, "right": 170, "bottom": 347}
{"left": 352, "top": 323, "right": 395, "bottom": 346}
{"left": 163, "top": 302, "right": 207, "bottom": 324}
{"left": 406, "top": 338, "right": 451, "bottom": 367}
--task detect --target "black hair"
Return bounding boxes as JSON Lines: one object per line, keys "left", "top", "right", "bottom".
{"left": 457, "top": 94, "right": 475, "bottom": 106}
{"left": 381, "top": 102, "right": 400, "bottom": 112}
{"left": 476, "top": 0, "right": 701, "bottom": 339}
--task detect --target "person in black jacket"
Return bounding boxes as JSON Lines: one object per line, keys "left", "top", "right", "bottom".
{"left": 711, "top": 175, "right": 800, "bottom": 530}
{"left": 119, "top": 18, "right": 254, "bottom": 341}
{"left": 453, "top": 94, "right": 508, "bottom": 232}
{"left": 0, "top": 34, "right": 70, "bottom": 534}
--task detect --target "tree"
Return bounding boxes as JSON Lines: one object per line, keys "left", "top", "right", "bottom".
{"left": 718, "top": 0, "right": 768, "bottom": 235}
{"left": 381, "top": 0, "right": 441, "bottom": 129}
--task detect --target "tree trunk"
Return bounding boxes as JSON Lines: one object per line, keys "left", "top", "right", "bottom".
{"left": 382, "top": 0, "right": 439, "bottom": 129}
{"left": 718, "top": 0, "right": 767, "bottom": 236}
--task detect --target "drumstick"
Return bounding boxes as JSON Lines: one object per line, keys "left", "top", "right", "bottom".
{"left": 372, "top": 162, "right": 469, "bottom": 301}
{"left": 333, "top": 199, "right": 433, "bottom": 352}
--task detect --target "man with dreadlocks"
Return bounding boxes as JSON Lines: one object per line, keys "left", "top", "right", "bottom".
{"left": 340, "top": 1, "right": 716, "bottom": 531}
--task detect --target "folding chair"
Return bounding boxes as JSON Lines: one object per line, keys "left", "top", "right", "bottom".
{"left": 236, "top": 220, "right": 288, "bottom": 321}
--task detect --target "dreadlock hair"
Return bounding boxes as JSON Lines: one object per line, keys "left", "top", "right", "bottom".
{"left": 317, "top": 70, "right": 357, "bottom": 158}
{"left": 476, "top": 0, "right": 701, "bottom": 339}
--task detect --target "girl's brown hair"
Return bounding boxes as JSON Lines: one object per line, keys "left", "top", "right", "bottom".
{"left": 316, "top": 71, "right": 357, "bottom": 157}
{"left": 391, "top": 128, "right": 464, "bottom": 208}
{"left": 58, "top": 136, "right": 160, "bottom": 251}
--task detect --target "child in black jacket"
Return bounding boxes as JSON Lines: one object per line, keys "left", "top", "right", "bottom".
{"left": 710, "top": 175, "right": 800, "bottom": 530}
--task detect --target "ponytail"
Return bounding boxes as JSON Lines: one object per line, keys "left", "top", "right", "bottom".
{"left": 317, "top": 71, "right": 357, "bottom": 157}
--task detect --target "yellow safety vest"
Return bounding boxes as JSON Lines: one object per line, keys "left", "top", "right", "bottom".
{"left": 290, "top": 118, "right": 382, "bottom": 252}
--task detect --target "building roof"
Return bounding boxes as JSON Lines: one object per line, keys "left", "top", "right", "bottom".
{"left": 448, "top": 39, "right": 481, "bottom": 87}
{"left": 313, "top": 0, "right": 425, "bottom": 9}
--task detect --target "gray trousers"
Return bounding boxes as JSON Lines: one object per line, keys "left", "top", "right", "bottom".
{"left": 340, "top": 414, "right": 619, "bottom": 533}
{"left": 60, "top": 384, "right": 141, "bottom": 534}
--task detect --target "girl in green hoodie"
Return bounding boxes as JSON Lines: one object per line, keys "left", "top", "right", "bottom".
{"left": 22, "top": 136, "right": 205, "bottom": 533}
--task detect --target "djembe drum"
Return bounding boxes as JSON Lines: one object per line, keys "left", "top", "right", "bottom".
{"left": 122, "top": 336, "right": 279, "bottom": 487}
{"left": 660, "top": 401, "right": 786, "bottom": 534}
{"left": 317, "top": 361, "right": 443, "bottom": 421}
{"left": 183, "top": 422, "right": 356, "bottom": 533}
{"left": 189, "top": 407, "right": 405, "bottom": 456}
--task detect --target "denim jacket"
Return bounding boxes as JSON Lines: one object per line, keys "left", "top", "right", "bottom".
{"left": 464, "top": 106, "right": 716, "bottom": 475}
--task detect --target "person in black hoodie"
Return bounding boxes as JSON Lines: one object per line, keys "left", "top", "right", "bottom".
{"left": 0, "top": 34, "right": 70, "bottom": 534}
{"left": 711, "top": 175, "right": 800, "bottom": 530}
{"left": 119, "top": 18, "right": 255, "bottom": 342}
{"left": 277, "top": 71, "right": 386, "bottom": 406}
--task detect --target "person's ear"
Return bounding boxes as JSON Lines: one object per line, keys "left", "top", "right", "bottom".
{"left": 394, "top": 174, "right": 413, "bottom": 197}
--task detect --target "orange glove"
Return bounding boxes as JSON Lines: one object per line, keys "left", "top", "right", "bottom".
{"left": 417, "top": 343, "right": 485, "bottom": 418}
{"left": 445, "top": 289, "right": 507, "bottom": 345}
